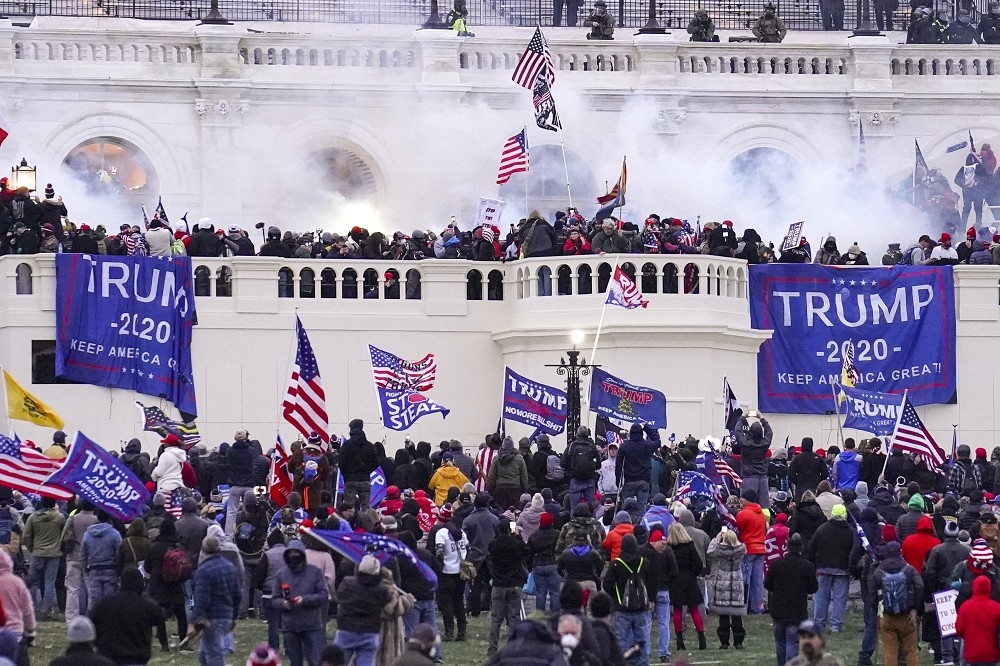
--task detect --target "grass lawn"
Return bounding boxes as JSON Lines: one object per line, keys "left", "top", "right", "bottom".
{"left": 28, "top": 606, "right": 939, "bottom": 666}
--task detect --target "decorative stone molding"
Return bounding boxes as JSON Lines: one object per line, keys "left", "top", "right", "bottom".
{"left": 1, "top": 97, "right": 23, "bottom": 118}
{"left": 194, "top": 98, "right": 249, "bottom": 123}
{"left": 655, "top": 108, "right": 687, "bottom": 135}
{"left": 849, "top": 110, "right": 900, "bottom": 136}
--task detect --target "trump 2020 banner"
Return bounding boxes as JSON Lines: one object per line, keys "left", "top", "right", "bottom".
{"left": 44, "top": 432, "right": 151, "bottom": 521}
{"left": 589, "top": 368, "right": 667, "bottom": 429}
{"left": 502, "top": 367, "right": 567, "bottom": 436}
{"left": 55, "top": 254, "right": 198, "bottom": 417}
{"left": 749, "top": 265, "right": 956, "bottom": 414}
{"left": 838, "top": 385, "right": 899, "bottom": 437}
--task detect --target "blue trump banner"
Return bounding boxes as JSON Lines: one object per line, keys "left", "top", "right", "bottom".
{"left": 44, "top": 432, "right": 150, "bottom": 521}
{"left": 55, "top": 255, "right": 198, "bottom": 417}
{"left": 377, "top": 388, "right": 450, "bottom": 431}
{"left": 370, "top": 466, "right": 387, "bottom": 507}
{"left": 502, "top": 367, "right": 567, "bottom": 436}
{"left": 838, "top": 385, "right": 900, "bottom": 437}
{"left": 307, "top": 528, "right": 438, "bottom": 587}
{"left": 589, "top": 368, "right": 667, "bottom": 429}
{"left": 749, "top": 265, "right": 956, "bottom": 414}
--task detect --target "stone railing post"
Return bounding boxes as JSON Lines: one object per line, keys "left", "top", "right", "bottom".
{"left": 0, "top": 19, "right": 16, "bottom": 75}
{"left": 194, "top": 23, "right": 244, "bottom": 79}
{"left": 414, "top": 29, "right": 461, "bottom": 85}
{"left": 847, "top": 35, "right": 894, "bottom": 91}
{"left": 633, "top": 35, "right": 679, "bottom": 86}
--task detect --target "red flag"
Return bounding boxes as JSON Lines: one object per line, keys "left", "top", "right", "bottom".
{"left": 0, "top": 108, "right": 9, "bottom": 148}
{"left": 269, "top": 435, "right": 293, "bottom": 508}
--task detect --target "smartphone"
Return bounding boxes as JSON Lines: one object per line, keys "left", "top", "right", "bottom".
{"left": 509, "top": 521, "right": 517, "bottom": 533}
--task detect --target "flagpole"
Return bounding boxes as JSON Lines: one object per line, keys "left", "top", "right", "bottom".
{"left": 556, "top": 128, "right": 574, "bottom": 210}
{"left": 831, "top": 381, "right": 845, "bottom": 448}
{"left": 881, "top": 389, "right": 908, "bottom": 483}
{"left": 279, "top": 311, "right": 300, "bottom": 436}
{"left": 0, "top": 366, "right": 11, "bottom": 436}
{"left": 523, "top": 126, "right": 529, "bottom": 218}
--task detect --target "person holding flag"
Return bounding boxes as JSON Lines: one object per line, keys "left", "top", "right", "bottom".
{"left": 733, "top": 412, "right": 772, "bottom": 510}
{"left": 287, "top": 435, "right": 330, "bottom": 512}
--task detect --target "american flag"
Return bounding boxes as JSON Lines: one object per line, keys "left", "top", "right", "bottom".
{"left": 674, "top": 471, "right": 717, "bottom": 502}
{"left": 282, "top": 316, "right": 329, "bottom": 444}
{"left": 532, "top": 75, "right": 561, "bottom": 133}
{"left": 136, "top": 401, "right": 201, "bottom": 447}
{"left": 369, "top": 345, "right": 436, "bottom": 392}
{"left": 0, "top": 107, "right": 8, "bottom": 148}
{"left": 841, "top": 341, "right": 860, "bottom": 388}
{"left": 715, "top": 454, "right": 742, "bottom": 488}
{"left": 474, "top": 446, "right": 496, "bottom": 493}
{"left": 512, "top": 27, "right": 555, "bottom": 90}
{"left": 496, "top": 129, "right": 529, "bottom": 185}
{"left": 0, "top": 435, "right": 72, "bottom": 500}
{"left": 890, "top": 394, "right": 945, "bottom": 467}
{"left": 155, "top": 197, "right": 169, "bottom": 224}
{"left": 606, "top": 265, "right": 648, "bottom": 310}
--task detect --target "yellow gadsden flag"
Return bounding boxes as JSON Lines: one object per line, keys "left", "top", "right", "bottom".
{"left": 4, "top": 370, "right": 65, "bottom": 430}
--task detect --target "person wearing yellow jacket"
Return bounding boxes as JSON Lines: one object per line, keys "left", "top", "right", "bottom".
{"left": 429, "top": 453, "right": 470, "bottom": 506}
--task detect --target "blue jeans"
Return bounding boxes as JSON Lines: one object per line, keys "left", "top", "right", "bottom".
{"left": 772, "top": 620, "right": 799, "bottom": 666}
{"left": 859, "top": 587, "right": 878, "bottom": 662}
{"left": 654, "top": 591, "right": 671, "bottom": 658}
{"left": 741, "top": 554, "right": 764, "bottom": 613}
{"left": 28, "top": 556, "right": 60, "bottom": 617}
{"left": 333, "top": 630, "right": 378, "bottom": 666}
{"left": 620, "top": 481, "right": 651, "bottom": 514}
{"left": 86, "top": 569, "right": 119, "bottom": 612}
{"left": 403, "top": 599, "right": 438, "bottom": 639}
{"left": 533, "top": 564, "right": 561, "bottom": 613}
{"left": 813, "top": 573, "right": 850, "bottom": 632}
{"left": 568, "top": 478, "right": 597, "bottom": 510}
{"left": 284, "top": 629, "right": 325, "bottom": 666}
{"left": 199, "top": 618, "right": 231, "bottom": 666}
{"left": 613, "top": 610, "right": 651, "bottom": 666}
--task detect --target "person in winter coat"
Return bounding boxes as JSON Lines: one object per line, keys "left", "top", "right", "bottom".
{"left": 559, "top": 529, "right": 605, "bottom": 592}
{"left": 487, "top": 437, "right": 530, "bottom": 511}
{"left": 838, "top": 242, "right": 869, "bottom": 266}
{"left": 23, "top": 496, "right": 65, "bottom": 620}
{"left": 590, "top": 219, "right": 628, "bottom": 255}
{"left": 616, "top": 423, "right": 662, "bottom": 514}
{"left": 252, "top": 531, "right": 287, "bottom": 650}
{"left": 601, "top": 535, "right": 656, "bottom": 664}
{"left": 486, "top": 521, "right": 528, "bottom": 655}
{"left": 340, "top": 419, "right": 379, "bottom": 507}
{"left": 871, "top": 540, "right": 923, "bottom": 666}
{"left": 333, "top": 555, "right": 391, "bottom": 666}
{"left": 145, "top": 520, "right": 188, "bottom": 651}
{"left": 763, "top": 513, "right": 789, "bottom": 576}
{"left": 833, "top": 440, "right": 862, "bottom": 491}
{"left": 813, "top": 236, "right": 841, "bottom": 265}
{"left": 556, "top": 503, "right": 604, "bottom": 555}
{"left": 528, "top": 512, "right": 561, "bottom": 614}
{"left": 286, "top": 438, "right": 330, "bottom": 512}
{"left": 461, "top": 494, "right": 498, "bottom": 617}
{"left": 764, "top": 534, "right": 817, "bottom": 666}
{"left": 120, "top": 439, "right": 151, "bottom": 484}
{"left": 956, "top": 574, "right": 1000, "bottom": 666}
{"left": 733, "top": 413, "right": 773, "bottom": 509}
{"left": 186, "top": 221, "right": 223, "bottom": 257}
{"left": 151, "top": 435, "right": 187, "bottom": 495}
{"left": 860, "top": 439, "right": 887, "bottom": 491}
{"left": 787, "top": 439, "right": 828, "bottom": 500}
{"left": 395, "top": 623, "right": 439, "bottom": 666}
{"left": 735, "top": 489, "right": 767, "bottom": 614}
{"left": 82, "top": 511, "right": 124, "bottom": 611}
{"left": 788, "top": 490, "right": 827, "bottom": 553}
{"left": 517, "top": 493, "right": 546, "bottom": 544}
{"left": 806, "top": 504, "right": 857, "bottom": 633}
{"left": 484, "top": 617, "right": 566, "bottom": 666}
{"left": 896, "top": 493, "right": 927, "bottom": 542}
{"left": 598, "top": 442, "right": 619, "bottom": 497}
{"left": 813, "top": 481, "right": 844, "bottom": 519}
{"left": 563, "top": 427, "right": 602, "bottom": 509}
{"left": 61, "top": 499, "right": 97, "bottom": 623}
{"left": 923, "top": 519, "right": 968, "bottom": 665}
{"left": 665, "top": 522, "right": 705, "bottom": 651}
{"left": 901, "top": 514, "right": 939, "bottom": 572}
{"left": 117, "top": 518, "right": 152, "bottom": 573}
{"left": 706, "top": 529, "right": 747, "bottom": 649}
{"left": 951, "top": 538, "right": 1000, "bottom": 609}
{"left": 429, "top": 454, "right": 470, "bottom": 507}
{"left": 949, "top": 444, "right": 983, "bottom": 497}
{"left": 0, "top": 548, "right": 35, "bottom": 663}
{"left": 271, "top": 540, "right": 329, "bottom": 666}
{"left": 90, "top": 566, "right": 165, "bottom": 666}
{"left": 603, "top": 511, "right": 635, "bottom": 561}
{"left": 637, "top": 528, "right": 677, "bottom": 662}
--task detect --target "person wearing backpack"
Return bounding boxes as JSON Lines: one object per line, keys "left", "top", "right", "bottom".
{"left": 563, "top": 427, "right": 602, "bottom": 509}
{"left": 871, "top": 540, "right": 923, "bottom": 666}
{"left": 146, "top": 520, "right": 189, "bottom": 652}
{"left": 948, "top": 444, "right": 983, "bottom": 498}
{"left": 601, "top": 535, "right": 655, "bottom": 666}
{"left": 530, "top": 435, "right": 565, "bottom": 497}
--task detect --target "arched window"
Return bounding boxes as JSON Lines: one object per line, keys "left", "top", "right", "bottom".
{"left": 684, "top": 263, "right": 700, "bottom": 294}
{"left": 194, "top": 266, "right": 212, "bottom": 297}
{"left": 663, "top": 262, "right": 679, "bottom": 294}
{"left": 307, "top": 147, "right": 377, "bottom": 201}
{"left": 362, "top": 268, "right": 379, "bottom": 299}
{"left": 557, "top": 264, "right": 573, "bottom": 296}
{"left": 497, "top": 145, "right": 597, "bottom": 220}
{"left": 487, "top": 270, "right": 504, "bottom": 301}
{"left": 640, "top": 262, "right": 657, "bottom": 294}
{"left": 277, "top": 267, "right": 294, "bottom": 298}
{"left": 321, "top": 268, "right": 337, "bottom": 298}
{"left": 405, "top": 269, "right": 421, "bottom": 300}
{"left": 15, "top": 263, "right": 31, "bottom": 295}
{"left": 729, "top": 147, "right": 800, "bottom": 205}
{"left": 466, "top": 270, "right": 483, "bottom": 300}
{"left": 384, "top": 268, "right": 400, "bottom": 300}
{"left": 299, "top": 268, "right": 315, "bottom": 299}
{"left": 62, "top": 137, "right": 157, "bottom": 204}
{"left": 597, "top": 263, "right": 612, "bottom": 293}
{"left": 215, "top": 266, "right": 232, "bottom": 297}
{"left": 577, "top": 265, "right": 593, "bottom": 295}
{"left": 342, "top": 269, "right": 358, "bottom": 299}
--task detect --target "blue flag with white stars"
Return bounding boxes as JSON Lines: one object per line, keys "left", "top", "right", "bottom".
{"left": 749, "top": 264, "right": 956, "bottom": 414}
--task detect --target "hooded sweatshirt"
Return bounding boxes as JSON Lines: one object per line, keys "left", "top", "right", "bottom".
{"left": 428, "top": 464, "right": 470, "bottom": 507}
{"left": 151, "top": 446, "right": 186, "bottom": 492}
{"left": 516, "top": 494, "right": 546, "bottom": 543}
{"left": 82, "top": 522, "right": 123, "bottom": 570}
{"left": 854, "top": 481, "right": 870, "bottom": 510}
{"left": 901, "top": 515, "right": 940, "bottom": 572}
{"left": 487, "top": 437, "right": 529, "bottom": 492}
{"left": 834, "top": 449, "right": 862, "bottom": 491}
{"left": 956, "top": 574, "right": 1000, "bottom": 663}
{"left": 0, "top": 550, "right": 35, "bottom": 638}
{"left": 735, "top": 502, "right": 767, "bottom": 555}
{"left": 271, "top": 540, "right": 329, "bottom": 632}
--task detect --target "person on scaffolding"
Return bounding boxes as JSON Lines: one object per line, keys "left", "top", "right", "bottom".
{"left": 446, "top": 0, "right": 476, "bottom": 37}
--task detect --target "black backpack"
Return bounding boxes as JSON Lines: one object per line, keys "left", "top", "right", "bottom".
{"left": 569, "top": 445, "right": 596, "bottom": 479}
{"left": 959, "top": 461, "right": 980, "bottom": 496}
{"left": 615, "top": 558, "right": 648, "bottom": 612}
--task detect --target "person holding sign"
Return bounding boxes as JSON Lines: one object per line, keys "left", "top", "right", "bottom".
{"left": 956, "top": 575, "right": 1000, "bottom": 666}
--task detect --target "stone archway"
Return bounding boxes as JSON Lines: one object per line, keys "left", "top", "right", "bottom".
{"left": 729, "top": 147, "right": 801, "bottom": 204}
{"left": 63, "top": 137, "right": 159, "bottom": 203}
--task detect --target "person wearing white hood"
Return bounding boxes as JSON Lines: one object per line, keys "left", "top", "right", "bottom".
{"left": 151, "top": 435, "right": 187, "bottom": 495}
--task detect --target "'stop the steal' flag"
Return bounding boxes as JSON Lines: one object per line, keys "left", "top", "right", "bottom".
{"left": 55, "top": 255, "right": 197, "bottom": 417}
{"left": 606, "top": 266, "right": 648, "bottom": 310}
{"left": 502, "top": 367, "right": 567, "bottom": 436}
{"left": 377, "top": 389, "right": 450, "bottom": 432}
{"left": 44, "top": 432, "right": 151, "bottom": 521}
{"left": 749, "top": 264, "right": 956, "bottom": 414}
{"left": 589, "top": 367, "right": 667, "bottom": 429}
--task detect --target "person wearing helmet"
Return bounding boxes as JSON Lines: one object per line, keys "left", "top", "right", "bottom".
{"left": 753, "top": 2, "right": 787, "bottom": 41}
{"left": 687, "top": 8, "right": 717, "bottom": 41}
{"left": 945, "top": 8, "right": 978, "bottom": 41}
{"left": 259, "top": 226, "right": 293, "bottom": 258}
{"left": 978, "top": 1, "right": 1000, "bottom": 42}
{"left": 586, "top": 0, "right": 615, "bottom": 39}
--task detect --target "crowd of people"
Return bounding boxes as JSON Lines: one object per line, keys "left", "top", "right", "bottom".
{"left": 6, "top": 413, "right": 1000, "bottom": 666}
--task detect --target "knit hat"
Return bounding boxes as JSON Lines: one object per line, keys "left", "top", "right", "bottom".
{"left": 589, "top": 591, "right": 613, "bottom": 619}
{"left": 831, "top": 504, "right": 847, "bottom": 520}
{"left": 519, "top": 493, "right": 531, "bottom": 506}
{"left": 908, "top": 494, "right": 925, "bottom": 511}
{"left": 358, "top": 554, "right": 381, "bottom": 575}
{"left": 775, "top": 512, "right": 788, "bottom": 524}
{"left": 971, "top": 538, "right": 994, "bottom": 564}
{"left": 539, "top": 512, "right": 554, "bottom": 528}
{"left": 44, "top": 183, "right": 54, "bottom": 199}
{"left": 882, "top": 524, "right": 897, "bottom": 543}
{"left": 152, "top": 493, "right": 166, "bottom": 507}
{"left": 620, "top": 534, "right": 638, "bottom": 553}
{"left": 246, "top": 644, "right": 280, "bottom": 666}
{"left": 959, "top": 530, "right": 972, "bottom": 546}
{"left": 201, "top": 535, "right": 220, "bottom": 555}
{"left": 944, "top": 519, "right": 960, "bottom": 537}
{"left": 613, "top": 510, "right": 631, "bottom": 525}
{"left": 438, "top": 504, "right": 453, "bottom": 522}
{"left": 977, "top": 447, "right": 988, "bottom": 460}
{"left": 380, "top": 515, "right": 398, "bottom": 531}
{"left": 740, "top": 488, "right": 759, "bottom": 503}
{"left": 67, "top": 616, "right": 96, "bottom": 643}
{"left": 531, "top": 493, "right": 544, "bottom": 510}
{"left": 884, "top": 540, "right": 902, "bottom": 558}
{"left": 649, "top": 529, "right": 665, "bottom": 543}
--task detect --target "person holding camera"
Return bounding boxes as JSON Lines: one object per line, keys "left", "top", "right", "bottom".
{"left": 485, "top": 521, "right": 528, "bottom": 656}
{"left": 687, "top": 9, "right": 717, "bottom": 41}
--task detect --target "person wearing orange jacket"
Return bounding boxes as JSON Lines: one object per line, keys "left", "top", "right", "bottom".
{"left": 735, "top": 488, "right": 767, "bottom": 614}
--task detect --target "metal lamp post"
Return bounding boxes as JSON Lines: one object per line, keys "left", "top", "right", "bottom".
{"left": 10, "top": 158, "right": 36, "bottom": 192}
{"left": 546, "top": 330, "right": 597, "bottom": 439}
{"left": 200, "top": 0, "right": 231, "bottom": 25}
{"left": 421, "top": 0, "right": 449, "bottom": 29}
{"left": 852, "top": 0, "right": 882, "bottom": 35}
{"left": 637, "top": 0, "right": 667, "bottom": 34}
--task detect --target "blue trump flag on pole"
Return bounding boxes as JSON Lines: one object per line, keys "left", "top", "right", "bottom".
{"left": 502, "top": 367, "right": 567, "bottom": 436}
{"left": 43, "top": 432, "right": 151, "bottom": 521}
{"left": 55, "top": 254, "right": 198, "bottom": 417}
{"left": 369, "top": 466, "right": 387, "bottom": 507}
{"left": 305, "top": 528, "right": 438, "bottom": 587}
{"left": 837, "top": 384, "right": 901, "bottom": 437}
{"left": 377, "top": 389, "right": 450, "bottom": 431}
{"left": 588, "top": 368, "right": 667, "bottom": 429}
{"left": 749, "top": 264, "right": 956, "bottom": 414}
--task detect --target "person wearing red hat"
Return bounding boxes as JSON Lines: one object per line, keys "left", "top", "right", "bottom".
{"left": 956, "top": 574, "right": 1000, "bottom": 666}
{"left": 975, "top": 447, "right": 997, "bottom": 492}
{"left": 930, "top": 232, "right": 959, "bottom": 265}
{"left": 152, "top": 435, "right": 187, "bottom": 496}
